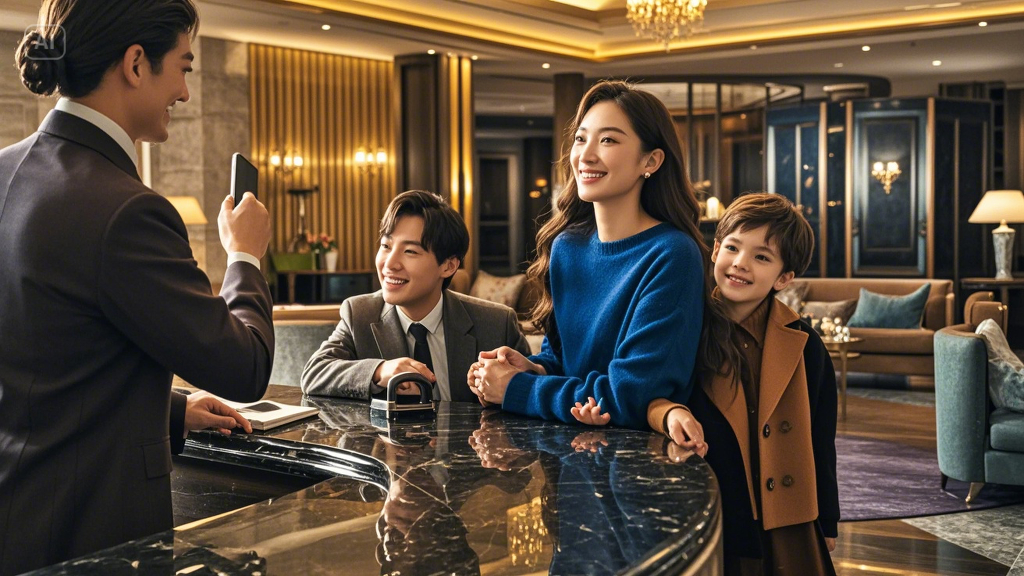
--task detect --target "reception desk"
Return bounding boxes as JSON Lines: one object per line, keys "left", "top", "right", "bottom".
{"left": 27, "top": 386, "right": 722, "bottom": 575}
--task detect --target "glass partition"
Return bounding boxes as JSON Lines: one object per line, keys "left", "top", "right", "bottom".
{"left": 636, "top": 79, "right": 802, "bottom": 215}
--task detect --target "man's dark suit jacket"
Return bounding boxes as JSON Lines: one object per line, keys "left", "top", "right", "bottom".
{"left": 300, "top": 290, "right": 530, "bottom": 402}
{"left": 0, "top": 110, "right": 275, "bottom": 575}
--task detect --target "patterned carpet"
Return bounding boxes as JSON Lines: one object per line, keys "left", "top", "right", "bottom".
{"left": 837, "top": 435, "right": 1024, "bottom": 522}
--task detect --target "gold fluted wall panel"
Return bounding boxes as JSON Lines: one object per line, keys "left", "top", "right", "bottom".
{"left": 249, "top": 44, "right": 395, "bottom": 270}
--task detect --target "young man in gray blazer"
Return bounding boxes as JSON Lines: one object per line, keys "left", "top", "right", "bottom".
{"left": 0, "top": 1, "right": 273, "bottom": 573}
{"left": 301, "top": 190, "right": 530, "bottom": 402}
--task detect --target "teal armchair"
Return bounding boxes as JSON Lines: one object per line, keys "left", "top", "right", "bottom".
{"left": 934, "top": 291, "right": 1024, "bottom": 502}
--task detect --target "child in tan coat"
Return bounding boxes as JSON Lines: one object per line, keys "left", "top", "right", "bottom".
{"left": 574, "top": 193, "right": 839, "bottom": 575}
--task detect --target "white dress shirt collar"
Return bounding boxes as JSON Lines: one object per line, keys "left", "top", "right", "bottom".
{"left": 55, "top": 98, "right": 138, "bottom": 169}
{"left": 395, "top": 293, "right": 444, "bottom": 335}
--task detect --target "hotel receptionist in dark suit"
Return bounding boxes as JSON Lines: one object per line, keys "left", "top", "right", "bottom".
{"left": 0, "top": 1, "right": 275, "bottom": 574}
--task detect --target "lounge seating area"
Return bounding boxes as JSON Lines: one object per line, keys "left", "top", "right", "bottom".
{"left": 784, "top": 278, "right": 954, "bottom": 383}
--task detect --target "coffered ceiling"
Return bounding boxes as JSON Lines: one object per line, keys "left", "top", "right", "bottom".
{"left": 3, "top": 0, "right": 1024, "bottom": 114}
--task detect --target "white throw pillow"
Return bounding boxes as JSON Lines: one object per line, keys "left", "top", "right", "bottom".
{"left": 975, "top": 318, "right": 1024, "bottom": 412}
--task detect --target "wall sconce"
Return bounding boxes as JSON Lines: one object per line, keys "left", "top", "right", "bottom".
{"left": 529, "top": 178, "right": 549, "bottom": 199}
{"left": 269, "top": 151, "right": 304, "bottom": 175}
{"left": 354, "top": 147, "right": 387, "bottom": 175}
{"left": 871, "top": 161, "right": 901, "bottom": 194}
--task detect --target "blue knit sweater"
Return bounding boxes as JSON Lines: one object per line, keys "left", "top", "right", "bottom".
{"left": 503, "top": 222, "right": 705, "bottom": 429}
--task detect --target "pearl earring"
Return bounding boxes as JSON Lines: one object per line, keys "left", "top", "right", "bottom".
{"left": 643, "top": 172, "right": 651, "bottom": 179}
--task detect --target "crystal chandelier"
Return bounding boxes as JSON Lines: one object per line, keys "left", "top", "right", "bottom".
{"left": 626, "top": 0, "right": 708, "bottom": 51}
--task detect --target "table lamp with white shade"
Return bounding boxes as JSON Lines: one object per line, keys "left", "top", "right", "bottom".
{"left": 969, "top": 190, "right": 1024, "bottom": 280}
{"left": 165, "top": 196, "right": 208, "bottom": 226}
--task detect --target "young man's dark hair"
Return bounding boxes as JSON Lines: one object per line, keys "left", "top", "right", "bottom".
{"left": 714, "top": 192, "right": 815, "bottom": 277}
{"left": 379, "top": 190, "right": 470, "bottom": 290}
{"left": 17, "top": 0, "right": 199, "bottom": 98}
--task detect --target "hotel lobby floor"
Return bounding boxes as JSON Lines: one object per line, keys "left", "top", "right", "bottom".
{"left": 834, "top": 392, "right": 1022, "bottom": 575}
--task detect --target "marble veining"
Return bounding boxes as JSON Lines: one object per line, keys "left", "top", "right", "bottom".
{"left": 26, "top": 386, "right": 720, "bottom": 575}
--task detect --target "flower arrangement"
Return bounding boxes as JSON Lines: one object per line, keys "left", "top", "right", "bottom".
{"left": 307, "top": 232, "right": 337, "bottom": 254}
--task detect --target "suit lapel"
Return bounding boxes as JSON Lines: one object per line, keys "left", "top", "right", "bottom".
{"left": 371, "top": 303, "right": 408, "bottom": 360}
{"left": 759, "top": 302, "right": 807, "bottom": 420}
{"left": 39, "top": 110, "right": 140, "bottom": 181}
{"left": 443, "top": 292, "right": 478, "bottom": 402}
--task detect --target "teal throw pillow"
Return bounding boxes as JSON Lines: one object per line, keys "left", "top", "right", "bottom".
{"left": 975, "top": 318, "right": 1024, "bottom": 413}
{"left": 846, "top": 284, "right": 930, "bottom": 329}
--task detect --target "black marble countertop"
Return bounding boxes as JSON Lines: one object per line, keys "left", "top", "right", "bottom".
{"left": 28, "top": 386, "right": 721, "bottom": 575}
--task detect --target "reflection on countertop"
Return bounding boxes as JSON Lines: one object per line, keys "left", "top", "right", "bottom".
{"left": 27, "top": 385, "right": 721, "bottom": 575}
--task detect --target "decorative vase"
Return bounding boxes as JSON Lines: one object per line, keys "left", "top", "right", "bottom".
{"left": 325, "top": 250, "right": 338, "bottom": 272}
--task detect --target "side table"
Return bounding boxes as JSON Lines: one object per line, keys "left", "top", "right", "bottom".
{"left": 821, "top": 336, "right": 863, "bottom": 421}
{"left": 959, "top": 277, "right": 1024, "bottom": 307}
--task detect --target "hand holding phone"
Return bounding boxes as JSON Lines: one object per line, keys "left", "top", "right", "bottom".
{"left": 230, "top": 153, "right": 258, "bottom": 205}
{"left": 220, "top": 154, "right": 270, "bottom": 259}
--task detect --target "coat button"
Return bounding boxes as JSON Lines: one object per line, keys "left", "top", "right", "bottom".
{"left": 766, "top": 478, "right": 775, "bottom": 491}
{"left": 763, "top": 424, "right": 771, "bottom": 438}
{"left": 780, "top": 421, "right": 792, "bottom": 433}
{"left": 782, "top": 475, "right": 794, "bottom": 487}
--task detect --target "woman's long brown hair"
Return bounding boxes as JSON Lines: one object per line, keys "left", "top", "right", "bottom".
{"left": 525, "top": 79, "right": 742, "bottom": 384}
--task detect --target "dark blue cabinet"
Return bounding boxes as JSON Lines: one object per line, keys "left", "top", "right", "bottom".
{"left": 767, "top": 98, "right": 991, "bottom": 281}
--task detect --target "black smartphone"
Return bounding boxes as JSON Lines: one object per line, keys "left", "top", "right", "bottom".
{"left": 230, "top": 153, "right": 258, "bottom": 205}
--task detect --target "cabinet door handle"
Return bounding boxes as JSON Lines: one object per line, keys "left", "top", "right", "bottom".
{"left": 827, "top": 200, "right": 843, "bottom": 207}
{"left": 919, "top": 219, "right": 928, "bottom": 238}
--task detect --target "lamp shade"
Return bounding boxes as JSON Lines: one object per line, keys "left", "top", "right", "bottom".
{"left": 165, "top": 196, "right": 208, "bottom": 225}
{"left": 968, "top": 190, "right": 1024, "bottom": 225}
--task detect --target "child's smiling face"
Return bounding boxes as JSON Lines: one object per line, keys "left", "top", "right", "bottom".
{"left": 712, "top": 224, "right": 794, "bottom": 310}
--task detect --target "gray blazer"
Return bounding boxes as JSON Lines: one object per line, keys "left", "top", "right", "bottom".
{"left": 0, "top": 110, "right": 274, "bottom": 575}
{"left": 301, "top": 290, "right": 530, "bottom": 402}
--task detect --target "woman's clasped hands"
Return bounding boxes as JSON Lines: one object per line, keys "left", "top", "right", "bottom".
{"left": 467, "top": 346, "right": 546, "bottom": 406}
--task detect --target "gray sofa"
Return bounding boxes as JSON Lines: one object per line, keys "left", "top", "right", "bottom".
{"left": 934, "top": 292, "right": 1024, "bottom": 502}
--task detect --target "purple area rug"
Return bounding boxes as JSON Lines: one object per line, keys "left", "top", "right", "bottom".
{"left": 836, "top": 435, "right": 1024, "bottom": 521}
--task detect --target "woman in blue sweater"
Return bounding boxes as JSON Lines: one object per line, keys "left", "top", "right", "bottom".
{"left": 470, "top": 80, "right": 741, "bottom": 429}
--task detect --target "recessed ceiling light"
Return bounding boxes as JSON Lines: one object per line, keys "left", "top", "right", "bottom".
{"left": 321, "top": 24, "right": 331, "bottom": 30}
{"left": 862, "top": 45, "right": 871, "bottom": 51}
{"left": 834, "top": 62, "right": 844, "bottom": 68}
{"left": 979, "top": 21, "right": 988, "bottom": 26}
{"left": 471, "top": 55, "right": 478, "bottom": 61}
{"left": 933, "top": 2, "right": 961, "bottom": 7}
{"left": 932, "top": 60, "right": 942, "bottom": 66}
{"left": 427, "top": 49, "right": 435, "bottom": 55}
{"left": 542, "top": 63, "right": 551, "bottom": 69}
{"left": 447, "top": 52, "right": 454, "bottom": 57}
{"left": 750, "top": 44, "right": 757, "bottom": 50}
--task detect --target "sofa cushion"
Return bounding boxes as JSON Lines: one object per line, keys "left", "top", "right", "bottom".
{"left": 975, "top": 318, "right": 1024, "bottom": 413}
{"left": 847, "top": 327, "right": 935, "bottom": 355}
{"left": 848, "top": 284, "right": 930, "bottom": 329}
{"left": 801, "top": 299, "right": 857, "bottom": 324}
{"left": 775, "top": 281, "right": 808, "bottom": 313}
{"left": 470, "top": 270, "right": 527, "bottom": 309}
{"left": 989, "top": 409, "right": 1024, "bottom": 451}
